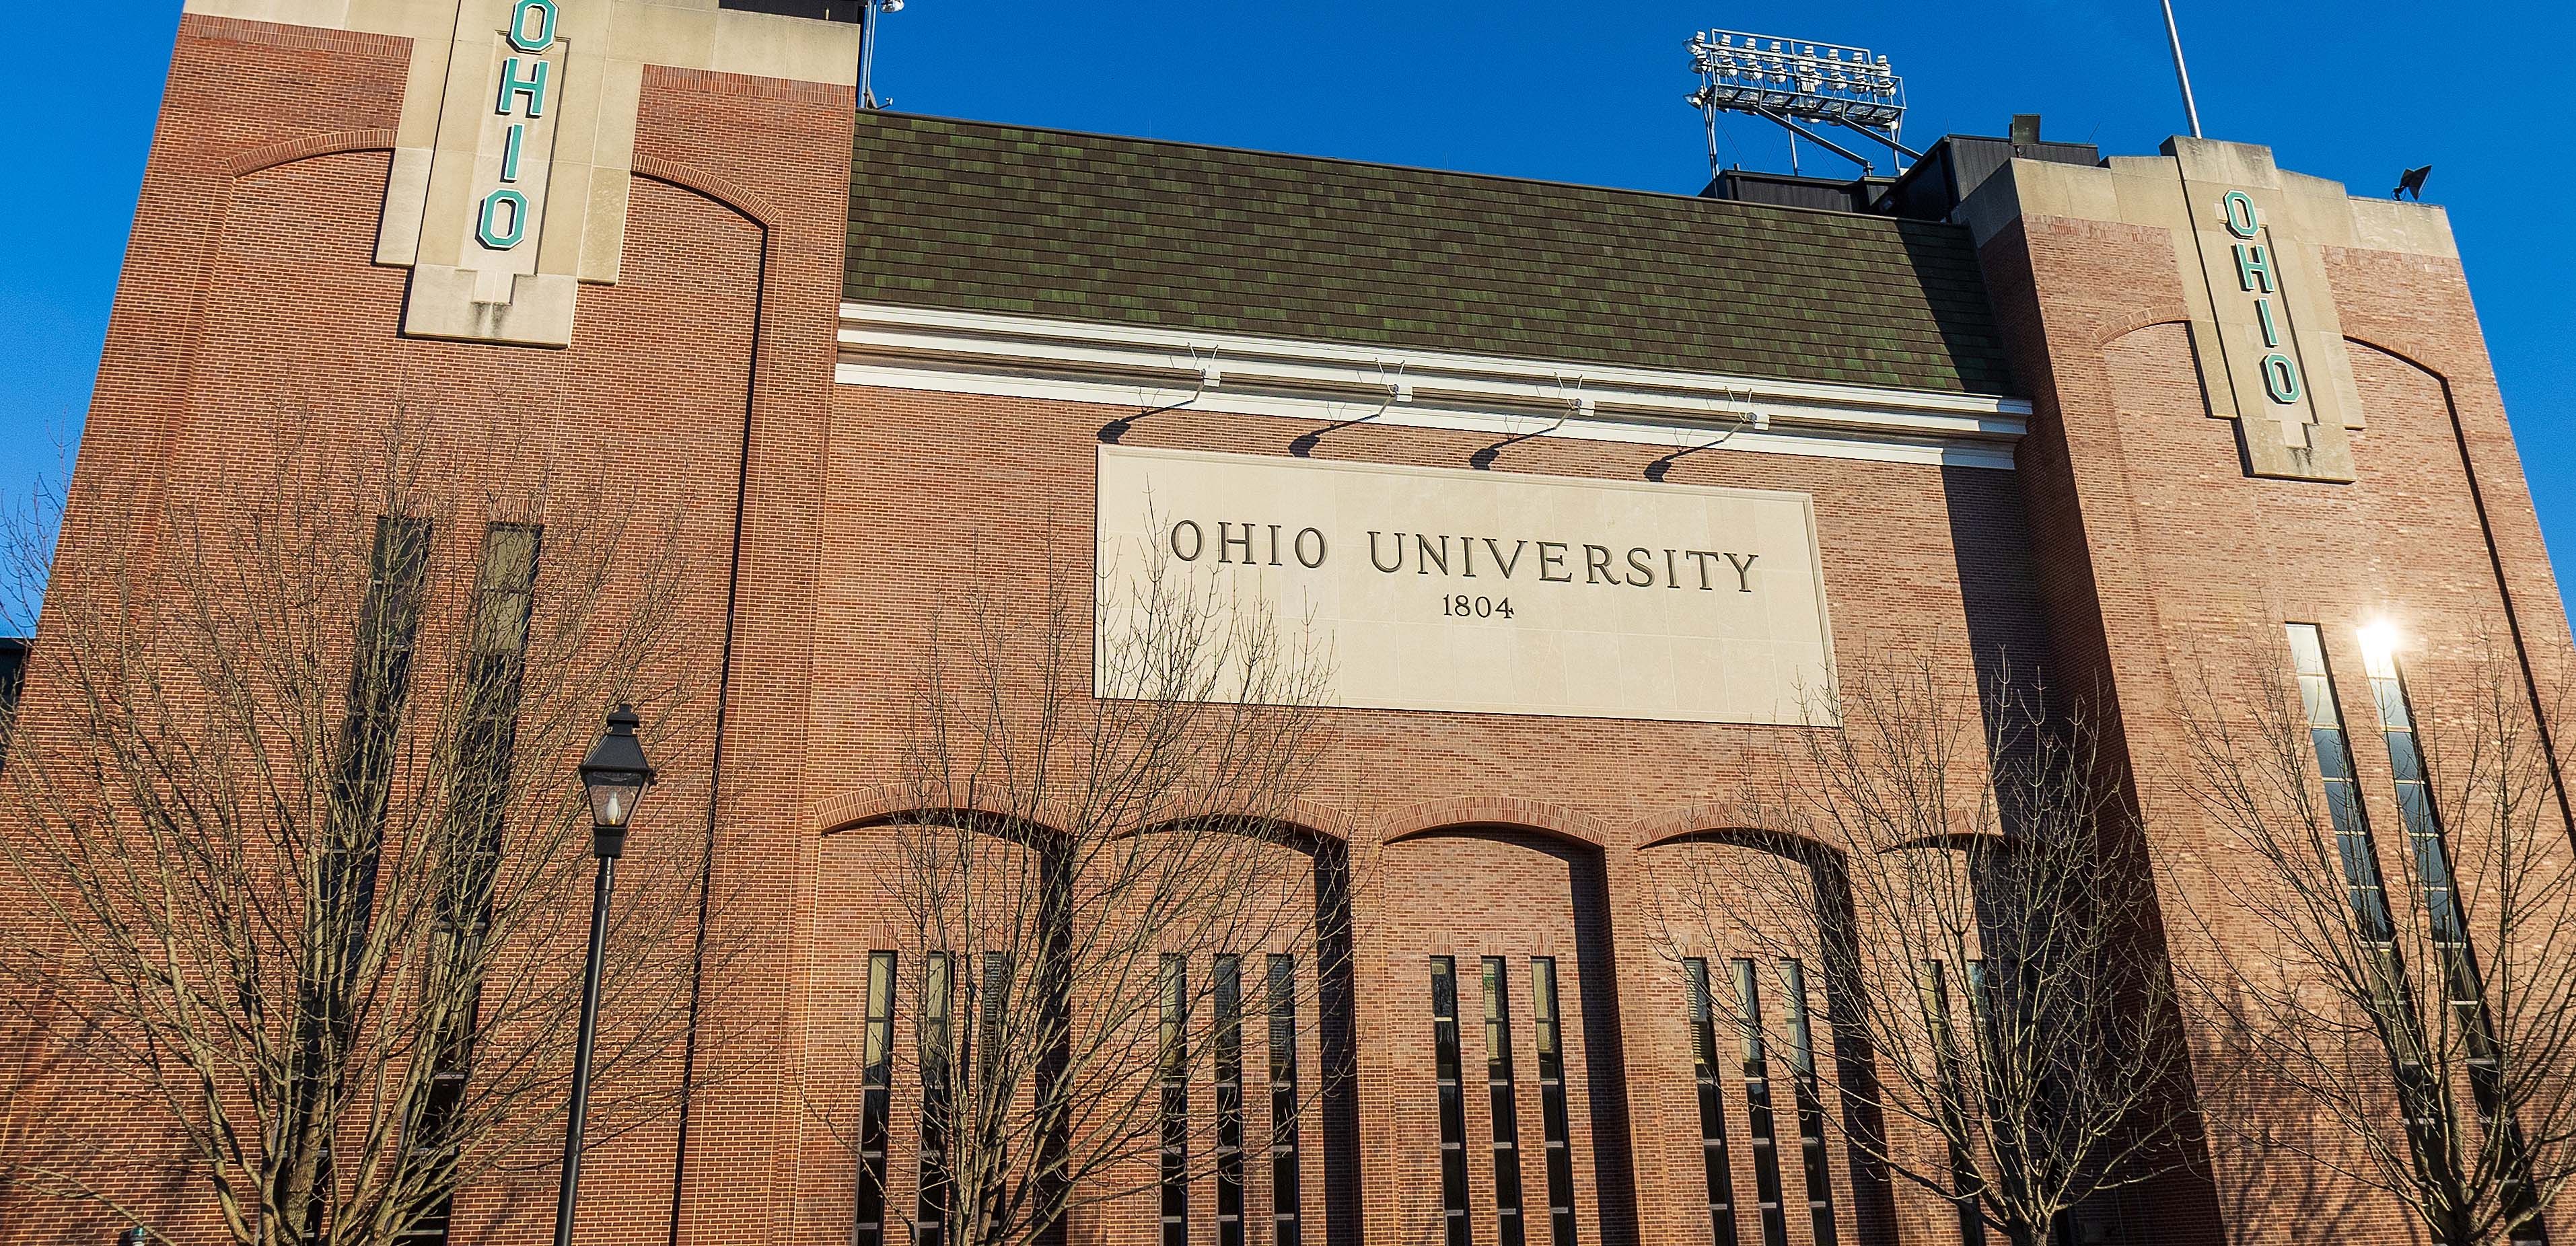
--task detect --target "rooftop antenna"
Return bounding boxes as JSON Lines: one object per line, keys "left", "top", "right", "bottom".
{"left": 857, "top": 0, "right": 904, "bottom": 111}
{"left": 2159, "top": 0, "right": 2204, "bottom": 139}
{"left": 1687, "top": 30, "right": 1919, "bottom": 179}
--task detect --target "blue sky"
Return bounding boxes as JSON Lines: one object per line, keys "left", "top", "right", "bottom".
{"left": 9, "top": 1, "right": 2573, "bottom": 575}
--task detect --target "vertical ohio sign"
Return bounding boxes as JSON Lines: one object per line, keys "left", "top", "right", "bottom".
{"left": 481, "top": 0, "right": 559, "bottom": 249}
{"left": 472, "top": 0, "right": 564, "bottom": 297}
{"left": 2216, "top": 190, "right": 2304, "bottom": 412}
{"left": 2182, "top": 170, "right": 2357, "bottom": 483}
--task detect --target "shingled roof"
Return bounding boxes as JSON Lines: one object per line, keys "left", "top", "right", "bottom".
{"left": 845, "top": 113, "right": 2018, "bottom": 398}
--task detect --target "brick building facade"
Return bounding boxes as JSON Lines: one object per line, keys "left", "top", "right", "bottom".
{"left": 6, "top": 3, "right": 2567, "bottom": 1245}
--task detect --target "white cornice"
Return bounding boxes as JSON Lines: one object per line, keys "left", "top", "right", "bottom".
{"left": 836, "top": 302, "right": 2029, "bottom": 471}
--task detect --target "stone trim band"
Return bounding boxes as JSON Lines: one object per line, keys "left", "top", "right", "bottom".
{"left": 836, "top": 303, "right": 2030, "bottom": 472}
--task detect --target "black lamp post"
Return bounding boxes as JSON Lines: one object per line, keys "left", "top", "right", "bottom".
{"left": 557, "top": 704, "right": 654, "bottom": 1246}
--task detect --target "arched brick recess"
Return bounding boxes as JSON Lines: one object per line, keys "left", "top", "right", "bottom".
{"left": 635, "top": 153, "right": 781, "bottom": 232}
{"left": 2081, "top": 314, "right": 2190, "bottom": 354}
{"left": 814, "top": 784, "right": 1073, "bottom": 839}
{"left": 1631, "top": 828, "right": 1904, "bottom": 1246}
{"left": 1366, "top": 817, "right": 1641, "bottom": 1246}
{"left": 818, "top": 786, "right": 1356, "bottom": 849}
{"left": 1371, "top": 797, "right": 1616, "bottom": 850}
{"left": 221, "top": 129, "right": 396, "bottom": 177}
{"left": 1624, "top": 807, "right": 1835, "bottom": 856}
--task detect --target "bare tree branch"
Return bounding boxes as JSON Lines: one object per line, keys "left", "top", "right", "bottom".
{"left": 0, "top": 414, "right": 713, "bottom": 1246}
{"left": 1655, "top": 655, "right": 2192, "bottom": 1246}
{"left": 873, "top": 520, "right": 1350, "bottom": 1246}
{"left": 2178, "top": 632, "right": 2576, "bottom": 1246}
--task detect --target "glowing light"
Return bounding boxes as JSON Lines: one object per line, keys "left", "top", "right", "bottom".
{"left": 2357, "top": 620, "right": 2402, "bottom": 679}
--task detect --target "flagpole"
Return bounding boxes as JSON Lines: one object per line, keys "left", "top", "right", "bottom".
{"left": 2161, "top": 0, "right": 2205, "bottom": 139}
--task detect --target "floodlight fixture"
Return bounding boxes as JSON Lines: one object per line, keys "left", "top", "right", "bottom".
{"left": 1687, "top": 28, "right": 1917, "bottom": 178}
{"left": 858, "top": 0, "right": 905, "bottom": 112}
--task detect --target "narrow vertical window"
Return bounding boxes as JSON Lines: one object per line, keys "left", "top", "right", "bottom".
{"left": 1267, "top": 954, "right": 1304, "bottom": 1246}
{"left": 331, "top": 513, "right": 433, "bottom": 1111}
{"left": 2287, "top": 625, "right": 2398, "bottom": 943}
{"left": 2287, "top": 625, "right": 2443, "bottom": 1145}
{"left": 2359, "top": 636, "right": 2546, "bottom": 1243}
{"left": 1963, "top": 960, "right": 1997, "bottom": 1067}
{"left": 1731, "top": 959, "right": 1789, "bottom": 1246}
{"left": 1215, "top": 956, "right": 1246, "bottom": 1246}
{"left": 337, "top": 513, "right": 433, "bottom": 837}
{"left": 455, "top": 524, "right": 541, "bottom": 754}
{"left": 975, "top": 952, "right": 1012, "bottom": 1239}
{"left": 1777, "top": 961, "right": 1837, "bottom": 1246}
{"left": 1529, "top": 959, "right": 1577, "bottom": 1246}
{"left": 327, "top": 512, "right": 433, "bottom": 962}
{"left": 854, "top": 951, "right": 898, "bottom": 1246}
{"left": 1431, "top": 957, "right": 1474, "bottom": 1246}
{"left": 978, "top": 951, "right": 1011, "bottom": 1079}
{"left": 1161, "top": 955, "right": 1191, "bottom": 1246}
{"left": 400, "top": 521, "right": 533, "bottom": 1246}
{"left": 917, "top": 952, "right": 956, "bottom": 1246}
{"left": 2361, "top": 636, "right": 2472, "bottom": 955}
{"left": 1918, "top": 961, "right": 1983, "bottom": 1246}
{"left": 1482, "top": 957, "right": 1527, "bottom": 1246}
{"left": 1683, "top": 959, "right": 1740, "bottom": 1246}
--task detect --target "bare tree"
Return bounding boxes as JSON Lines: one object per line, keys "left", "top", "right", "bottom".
{"left": 0, "top": 424, "right": 707, "bottom": 1246}
{"left": 2179, "top": 631, "right": 2576, "bottom": 1246}
{"left": 1656, "top": 659, "right": 2188, "bottom": 1246}
{"left": 874, "top": 526, "right": 1347, "bottom": 1246}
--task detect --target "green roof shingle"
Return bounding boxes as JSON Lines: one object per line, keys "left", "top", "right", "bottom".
{"left": 845, "top": 114, "right": 2017, "bottom": 398}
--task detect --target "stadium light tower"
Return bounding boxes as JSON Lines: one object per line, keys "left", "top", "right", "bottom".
{"left": 1687, "top": 30, "right": 1918, "bottom": 178}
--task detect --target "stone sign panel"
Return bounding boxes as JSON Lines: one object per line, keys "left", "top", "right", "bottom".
{"left": 1096, "top": 445, "right": 1838, "bottom": 725}
{"left": 184, "top": 0, "right": 858, "bottom": 347}
{"left": 2170, "top": 141, "right": 2366, "bottom": 482}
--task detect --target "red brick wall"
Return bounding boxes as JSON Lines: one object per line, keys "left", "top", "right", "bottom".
{"left": 2, "top": 13, "right": 853, "bottom": 1246}
{"left": 21, "top": 13, "right": 2565, "bottom": 1246}
{"left": 1982, "top": 201, "right": 2576, "bottom": 1246}
{"left": 803, "top": 371, "right": 2049, "bottom": 1246}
